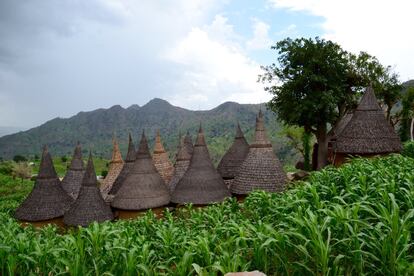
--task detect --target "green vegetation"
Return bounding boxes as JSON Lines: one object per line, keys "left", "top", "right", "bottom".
{"left": 0, "top": 155, "right": 413, "bottom": 275}
{"left": 0, "top": 100, "right": 300, "bottom": 167}
{"left": 0, "top": 157, "right": 108, "bottom": 178}
{"left": 262, "top": 37, "right": 402, "bottom": 169}
{"left": 402, "top": 141, "right": 414, "bottom": 158}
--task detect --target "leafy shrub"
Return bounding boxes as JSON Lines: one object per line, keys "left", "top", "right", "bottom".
{"left": 101, "top": 170, "right": 108, "bottom": 178}
{"left": 402, "top": 141, "right": 414, "bottom": 158}
{"left": 12, "top": 155, "right": 27, "bottom": 163}
{"left": 0, "top": 161, "right": 13, "bottom": 175}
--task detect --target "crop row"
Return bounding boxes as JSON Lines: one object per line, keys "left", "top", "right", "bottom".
{"left": 0, "top": 155, "right": 413, "bottom": 275}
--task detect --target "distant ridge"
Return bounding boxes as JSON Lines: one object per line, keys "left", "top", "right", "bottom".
{"left": 0, "top": 99, "right": 291, "bottom": 164}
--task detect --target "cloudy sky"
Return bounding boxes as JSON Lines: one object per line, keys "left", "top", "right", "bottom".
{"left": 0, "top": 0, "right": 413, "bottom": 129}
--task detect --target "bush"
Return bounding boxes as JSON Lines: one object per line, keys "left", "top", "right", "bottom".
{"left": 61, "top": 156, "right": 68, "bottom": 163}
{"left": 101, "top": 170, "right": 108, "bottom": 178}
{"left": 401, "top": 141, "right": 414, "bottom": 158}
{"left": 13, "top": 155, "right": 27, "bottom": 163}
{"left": 0, "top": 161, "right": 13, "bottom": 175}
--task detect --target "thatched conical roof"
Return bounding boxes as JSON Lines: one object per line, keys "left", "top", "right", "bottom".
{"left": 64, "top": 153, "right": 114, "bottom": 227}
{"left": 328, "top": 112, "right": 353, "bottom": 140}
{"left": 184, "top": 131, "right": 194, "bottom": 155}
{"left": 231, "top": 110, "right": 287, "bottom": 194}
{"left": 171, "top": 125, "right": 230, "bottom": 204}
{"left": 152, "top": 130, "right": 174, "bottom": 184}
{"left": 14, "top": 146, "right": 73, "bottom": 221}
{"left": 61, "top": 142, "right": 85, "bottom": 199}
{"left": 100, "top": 136, "right": 124, "bottom": 196}
{"left": 169, "top": 134, "right": 191, "bottom": 192}
{"left": 108, "top": 133, "right": 136, "bottom": 196}
{"left": 111, "top": 131, "right": 170, "bottom": 210}
{"left": 217, "top": 123, "right": 249, "bottom": 180}
{"left": 335, "top": 87, "right": 402, "bottom": 154}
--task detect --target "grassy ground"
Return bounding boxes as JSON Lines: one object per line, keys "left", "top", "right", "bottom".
{"left": 0, "top": 155, "right": 413, "bottom": 275}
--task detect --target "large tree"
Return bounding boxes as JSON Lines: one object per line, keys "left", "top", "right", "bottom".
{"left": 260, "top": 37, "right": 401, "bottom": 169}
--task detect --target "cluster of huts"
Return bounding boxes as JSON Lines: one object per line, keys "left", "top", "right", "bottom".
{"left": 14, "top": 109, "right": 286, "bottom": 226}
{"left": 14, "top": 87, "right": 401, "bottom": 227}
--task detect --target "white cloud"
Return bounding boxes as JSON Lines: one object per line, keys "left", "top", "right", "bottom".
{"left": 246, "top": 18, "right": 272, "bottom": 50}
{"left": 276, "top": 24, "right": 297, "bottom": 36}
{"left": 269, "top": 0, "right": 414, "bottom": 80}
{"left": 163, "top": 15, "right": 270, "bottom": 109}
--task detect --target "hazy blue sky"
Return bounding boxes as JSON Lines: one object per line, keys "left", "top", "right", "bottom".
{"left": 0, "top": 0, "right": 413, "bottom": 128}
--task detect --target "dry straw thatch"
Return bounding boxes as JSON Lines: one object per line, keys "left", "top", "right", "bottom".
{"left": 171, "top": 125, "right": 230, "bottom": 205}
{"left": 111, "top": 131, "right": 170, "bottom": 210}
{"left": 217, "top": 123, "right": 249, "bottom": 186}
{"left": 100, "top": 136, "right": 124, "bottom": 197}
{"left": 334, "top": 86, "right": 402, "bottom": 154}
{"left": 231, "top": 110, "right": 287, "bottom": 195}
{"left": 14, "top": 146, "right": 73, "bottom": 221}
{"left": 61, "top": 142, "right": 85, "bottom": 199}
{"left": 184, "top": 131, "right": 194, "bottom": 155}
{"left": 169, "top": 133, "right": 191, "bottom": 192}
{"left": 152, "top": 130, "right": 174, "bottom": 184}
{"left": 108, "top": 133, "right": 136, "bottom": 196}
{"left": 64, "top": 153, "right": 114, "bottom": 227}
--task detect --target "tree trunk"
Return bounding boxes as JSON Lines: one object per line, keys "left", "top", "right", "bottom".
{"left": 302, "top": 131, "right": 312, "bottom": 171}
{"left": 411, "top": 118, "right": 414, "bottom": 141}
{"left": 315, "top": 124, "right": 328, "bottom": 170}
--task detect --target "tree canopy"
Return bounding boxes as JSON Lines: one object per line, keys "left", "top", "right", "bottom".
{"left": 261, "top": 37, "right": 401, "bottom": 169}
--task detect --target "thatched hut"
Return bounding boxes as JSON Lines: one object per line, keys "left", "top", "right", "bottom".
{"left": 231, "top": 110, "right": 286, "bottom": 195}
{"left": 332, "top": 86, "right": 402, "bottom": 165}
{"left": 171, "top": 125, "right": 231, "bottom": 205}
{"left": 217, "top": 123, "right": 249, "bottom": 187}
{"left": 183, "top": 131, "right": 194, "bottom": 155}
{"left": 14, "top": 146, "right": 73, "bottom": 222}
{"left": 64, "top": 153, "right": 114, "bottom": 227}
{"left": 327, "top": 112, "right": 353, "bottom": 164}
{"left": 169, "top": 134, "right": 191, "bottom": 192}
{"left": 111, "top": 131, "right": 170, "bottom": 211}
{"left": 61, "top": 142, "right": 85, "bottom": 199}
{"left": 108, "top": 133, "right": 136, "bottom": 197}
{"left": 152, "top": 130, "right": 174, "bottom": 184}
{"left": 100, "top": 136, "right": 124, "bottom": 197}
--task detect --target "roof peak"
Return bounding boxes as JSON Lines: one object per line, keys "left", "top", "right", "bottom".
{"left": 136, "top": 130, "right": 151, "bottom": 159}
{"left": 37, "top": 145, "right": 58, "bottom": 179}
{"left": 125, "top": 132, "right": 136, "bottom": 162}
{"left": 235, "top": 123, "right": 245, "bottom": 139}
{"left": 252, "top": 110, "right": 272, "bottom": 147}
{"left": 153, "top": 130, "right": 166, "bottom": 154}
{"left": 195, "top": 123, "right": 206, "bottom": 146}
{"left": 110, "top": 136, "right": 123, "bottom": 163}
{"left": 357, "top": 86, "right": 381, "bottom": 111}
{"left": 82, "top": 153, "right": 98, "bottom": 187}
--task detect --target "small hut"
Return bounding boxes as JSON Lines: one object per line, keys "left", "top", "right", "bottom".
{"left": 14, "top": 146, "right": 73, "bottom": 222}
{"left": 108, "top": 133, "right": 136, "bottom": 197}
{"left": 217, "top": 123, "right": 249, "bottom": 187}
{"left": 61, "top": 142, "right": 85, "bottom": 199}
{"left": 171, "top": 125, "right": 231, "bottom": 205}
{"left": 100, "top": 136, "right": 124, "bottom": 197}
{"left": 332, "top": 86, "right": 402, "bottom": 165}
{"left": 169, "top": 134, "right": 191, "bottom": 192}
{"left": 183, "top": 131, "right": 194, "bottom": 155}
{"left": 111, "top": 131, "right": 170, "bottom": 211}
{"left": 231, "top": 110, "right": 286, "bottom": 195}
{"left": 152, "top": 130, "right": 174, "bottom": 184}
{"left": 64, "top": 153, "right": 114, "bottom": 227}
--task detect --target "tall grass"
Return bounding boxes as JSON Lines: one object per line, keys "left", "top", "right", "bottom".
{"left": 0, "top": 155, "right": 413, "bottom": 275}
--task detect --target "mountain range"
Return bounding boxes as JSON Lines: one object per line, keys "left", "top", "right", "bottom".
{"left": 0, "top": 99, "right": 295, "bottom": 165}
